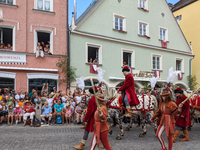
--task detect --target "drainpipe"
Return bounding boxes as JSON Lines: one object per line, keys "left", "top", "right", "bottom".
{"left": 66, "top": 0, "right": 70, "bottom": 88}
{"left": 189, "top": 55, "right": 195, "bottom": 89}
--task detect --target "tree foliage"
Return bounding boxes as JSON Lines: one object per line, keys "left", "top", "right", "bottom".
{"left": 186, "top": 75, "right": 198, "bottom": 91}
{"left": 141, "top": 81, "right": 151, "bottom": 93}
{"left": 56, "top": 53, "right": 76, "bottom": 86}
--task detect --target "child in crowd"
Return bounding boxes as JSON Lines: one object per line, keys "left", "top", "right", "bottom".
{"left": 65, "top": 103, "right": 73, "bottom": 125}
{"left": 19, "top": 106, "right": 25, "bottom": 123}
{"left": 18, "top": 98, "right": 25, "bottom": 108}
{"left": 14, "top": 105, "right": 21, "bottom": 124}
{"left": 70, "top": 96, "right": 76, "bottom": 124}
{"left": 8, "top": 105, "right": 14, "bottom": 125}
{"left": 75, "top": 102, "right": 84, "bottom": 125}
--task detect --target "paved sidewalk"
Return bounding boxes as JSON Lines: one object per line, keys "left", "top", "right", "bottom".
{"left": 0, "top": 123, "right": 199, "bottom": 150}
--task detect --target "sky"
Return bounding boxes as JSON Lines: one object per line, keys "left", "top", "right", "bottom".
{"left": 68, "top": 0, "right": 180, "bottom": 24}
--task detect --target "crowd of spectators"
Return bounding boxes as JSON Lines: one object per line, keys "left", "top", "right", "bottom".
{"left": 0, "top": 84, "right": 87, "bottom": 127}
{"left": 0, "top": 43, "right": 13, "bottom": 50}
{"left": 36, "top": 41, "right": 52, "bottom": 57}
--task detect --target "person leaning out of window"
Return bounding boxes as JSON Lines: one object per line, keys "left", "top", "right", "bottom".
{"left": 36, "top": 42, "right": 44, "bottom": 58}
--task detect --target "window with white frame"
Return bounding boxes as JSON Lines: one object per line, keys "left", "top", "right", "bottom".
{"left": 0, "top": 27, "right": 13, "bottom": 50}
{"left": 139, "top": 0, "right": 147, "bottom": 9}
{"left": 86, "top": 43, "right": 102, "bottom": 64}
{"left": 36, "top": 0, "right": 53, "bottom": 11}
{"left": 160, "top": 28, "right": 168, "bottom": 41}
{"left": 34, "top": 30, "right": 53, "bottom": 54}
{"left": 122, "top": 49, "right": 135, "bottom": 68}
{"left": 176, "top": 58, "right": 184, "bottom": 72}
{"left": 113, "top": 14, "right": 126, "bottom": 31}
{"left": 152, "top": 55, "right": 161, "bottom": 70}
{"left": 139, "top": 22, "right": 149, "bottom": 36}
{"left": 0, "top": 0, "right": 13, "bottom": 5}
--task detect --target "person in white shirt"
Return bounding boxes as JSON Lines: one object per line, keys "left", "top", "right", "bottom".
{"left": 61, "top": 92, "right": 70, "bottom": 109}
{"left": 47, "top": 94, "right": 53, "bottom": 108}
{"left": 20, "top": 90, "right": 25, "bottom": 99}
{"left": 75, "top": 92, "right": 82, "bottom": 105}
{"left": 15, "top": 91, "right": 21, "bottom": 106}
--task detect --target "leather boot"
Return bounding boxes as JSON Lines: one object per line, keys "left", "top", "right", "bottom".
{"left": 180, "top": 129, "right": 189, "bottom": 141}
{"left": 73, "top": 139, "right": 86, "bottom": 150}
{"left": 126, "top": 106, "right": 132, "bottom": 118}
{"left": 173, "top": 130, "right": 180, "bottom": 143}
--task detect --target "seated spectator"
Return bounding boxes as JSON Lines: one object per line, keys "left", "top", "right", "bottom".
{"left": 6, "top": 93, "right": 14, "bottom": 108}
{"left": 75, "top": 103, "right": 84, "bottom": 125}
{"left": 44, "top": 44, "right": 52, "bottom": 55}
{"left": 24, "top": 92, "right": 30, "bottom": 100}
{"left": 14, "top": 105, "right": 21, "bottom": 124}
{"left": 15, "top": 91, "right": 21, "bottom": 106}
{"left": 18, "top": 98, "right": 25, "bottom": 108}
{"left": 36, "top": 42, "right": 44, "bottom": 57}
{"left": 93, "top": 58, "right": 98, "bottom": 64}
{"left": 75, "top": 91, "right": 82, "bottom": 105}
{"left": 29, "top": 89, "right": 35, "bottom": 97}
{"left": 40, "top": 101, "right": 52, "bottom": 125}
{"left": 7, "top": 44, "right": 12, "bottom": 50}
{"left": 88, "top": 57, "right": 93, "bottom": 63}
{"left": 0, "top": 101, "right": 7, "bottom": 125}
{"left": 23, "top": 101, "right": 35, "bottom": 127}
{"left": 70, "top": 96, "right": 76, "bottom": 124}
{"left": 20, "top": 90, "right": 25, "bottom": 99}
{"left": 53, "top": 93, "right": 60, "bottom": 105}
{"left": 53, "top": 99, "right": 64, "bottom": 125}
{"left": 41, "top": 92, "right": 48, "bottom": 106}
{"left": 34, "top": 95, "right": 41, "bottom": 107}
{"left": 65, "top": 103, "right": 73, "bottom": 125}
{"left": 19, "top": 106, "right": 25, "bottom": 123}
{"left": 61, "top": 91, "right": 69, "bottom": 109}
{"left": 47, "top": 94, "right": 53, "bottom": 108}
{"left": 8, "top": 104, "right": 14, "bottom": 125}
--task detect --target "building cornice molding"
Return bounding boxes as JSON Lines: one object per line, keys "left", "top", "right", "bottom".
{"left": 71, "top": 30, "right": 193, "bottom": 56}
{"left": 0, "top": 66, "right": 58, "bottom": 72}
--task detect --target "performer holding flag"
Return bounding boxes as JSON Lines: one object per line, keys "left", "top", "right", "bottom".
{"left": 118, "top": 65, "right": 140, "bottom": 117}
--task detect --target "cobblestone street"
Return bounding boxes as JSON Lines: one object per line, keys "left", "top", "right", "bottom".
{"left": 0, "top": 123, "right": 199, "bottom": 150}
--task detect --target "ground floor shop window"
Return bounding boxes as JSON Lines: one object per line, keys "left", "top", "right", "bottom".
{"left": 0, "top": 27, "right": 13, "bottom": 50}
{"left": 29, "top": 79, "right": 57, "bottom": 96}
{"left": 0, "top": 77, "right": 14, "bottom": 90}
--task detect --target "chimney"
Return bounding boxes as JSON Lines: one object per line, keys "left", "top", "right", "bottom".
{"left": 74, "top": 0, "right": 77, "bottom": 21}
{"left": 71, "top": 12, "right": 76, "bottom": 31}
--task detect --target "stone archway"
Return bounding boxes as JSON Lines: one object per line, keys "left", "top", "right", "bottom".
{"left": 174, "top": 82, "right": 188, "bottom": 90}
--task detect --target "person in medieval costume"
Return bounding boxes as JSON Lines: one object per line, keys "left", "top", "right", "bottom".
{"left": 118, "top": 65, "right": 140, "bottom": 117}
{"left": 173, "top": 87, "right": 190, "bottom": 142}
{"left": 74, "top": 86, "right": 99, "bottom": 150}
{"left": 150, "top": 89, "right": 183, "bottom": 150}
{"left": 90, "top": 94, "right": 112, "bottom": 150}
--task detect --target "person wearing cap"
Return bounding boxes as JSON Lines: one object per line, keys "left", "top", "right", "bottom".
{"left": 173, "top": 87, "right": 190, "bottom": 142}
{"left": 40, "top": 101, "right": 52, "bottom": 125}
{"left": 14, "top": 105, "right": 21, "bottom": 124}
{"left": 118, "top": 65, "right": 140, "bottom": 117}
{"left": 23, "top": 100, "right": 36, "bottom": 127}
{"left": 150, "top": 89, "right": 183, "bottom": 150}
{"left": 90, "top": 94, "right": 111, "bottom": 150}
{"left": 65, "top": 103, "right": 73, "bottom": 125}
{"left": 74, "top": 86, "right": 98, "bottom": 150}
